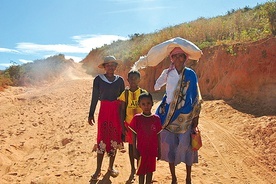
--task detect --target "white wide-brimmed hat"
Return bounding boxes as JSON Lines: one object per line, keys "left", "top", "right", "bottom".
{"left": 98, "top": 56, "right": 121, "bottom": 68}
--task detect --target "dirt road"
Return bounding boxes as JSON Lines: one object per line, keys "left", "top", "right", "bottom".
{"left": 0, "top": 64, "right": 275, "bottom": 184}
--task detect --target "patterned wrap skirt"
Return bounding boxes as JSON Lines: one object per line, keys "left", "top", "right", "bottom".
{"left": 160, "top": 127, "right": 198, "bottom": 166}
{"left": 97, "top": 100, "right": 123, "bottom": 156}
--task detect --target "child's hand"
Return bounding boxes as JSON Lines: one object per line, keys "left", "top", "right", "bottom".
{"left": 123, "top": 125, "right": 128, "bottom": 134}
{"left": 88, "top": 116, "right": 95, "bottom": 126}
{"left": 157, "top": 149, "right": 161, "bottom": 160}
{"left": 124, "top": 125, "right": 129, "bottom": 132}
{"left": 133, "top": 149, "right": 140, "bottom": 160}
{"left": 191, "top": 116, "right": 199, "bottom": 128}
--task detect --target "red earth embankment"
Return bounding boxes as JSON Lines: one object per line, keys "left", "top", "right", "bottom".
{"left": 119, "top": 37, "right": 276, "bottom": 115}
{"left": 83, "top": 36, "right": 276, "bottom": 114}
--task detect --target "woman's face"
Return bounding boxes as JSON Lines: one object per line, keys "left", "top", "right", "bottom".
{"left": 104, "top": 62, "right": 117, "bottom": 74}
{"left": 171, "top": 53, "right": 186, "bottom": 68}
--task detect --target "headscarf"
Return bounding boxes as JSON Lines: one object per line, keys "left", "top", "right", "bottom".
{"left": 167, "top": 47, "right": 189, "bottom": 74}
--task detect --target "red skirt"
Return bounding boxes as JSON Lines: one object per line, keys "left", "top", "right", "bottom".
{"left": 97, "top": 100, "right": 123, "bottom": 155}
{"left": 124, "top": 121, "right": 134, "bottom": 144}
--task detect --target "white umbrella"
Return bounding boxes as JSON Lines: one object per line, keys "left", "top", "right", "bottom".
{"left": 133, "top": 37, "right": 203, "bottom": 70}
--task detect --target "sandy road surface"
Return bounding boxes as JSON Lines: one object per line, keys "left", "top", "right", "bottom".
{"left": 0, "top": 64, "right": 275, "bottom": 184}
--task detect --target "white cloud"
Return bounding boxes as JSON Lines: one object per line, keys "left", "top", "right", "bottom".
{"left": 0, "top": 48, "right": 20, "bottom": 53}
{"left": 15, "top": 34, "right": 128, "bottom": 55}
{"left": 44, "top": 54, "right": 83, "bottom": 63}
{"left": 0, "top": 35, "right": 128, "bottom": 67}
{"left": 16, "top": 43, "right": 88, "bottom": 54}
{"left": 64, "top": 55, "right": 83, "bottom": 62}
{"left": 19, "top": 59, "right": 33, "bottom": 64}
{"left": 72, "top": 34, "right": 128, "bottom": 50}
{"left": 0, "top": 63, "right": 12, "bottom": 67}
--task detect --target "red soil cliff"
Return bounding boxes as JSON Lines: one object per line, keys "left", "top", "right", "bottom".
{"left": 84, "top": 37, "right": 276, "bottom": 114}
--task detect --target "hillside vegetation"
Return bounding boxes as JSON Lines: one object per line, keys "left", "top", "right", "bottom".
{"left": 81, "top": 1, "right": 275, "bottom": 74}
{"left": 79, "top": 1, "right": 276, "bottom": 115}
{"left": 0, "top": 1, "right": 275, "bottom": 90}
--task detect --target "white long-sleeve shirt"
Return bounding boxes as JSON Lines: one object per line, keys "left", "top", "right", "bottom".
{"left": 154, "top": 68, "right": 181, "bottom": 104}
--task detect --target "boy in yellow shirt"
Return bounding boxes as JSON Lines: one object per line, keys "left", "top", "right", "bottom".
{"left": 118, "top": 70, "right": 146, "bottom": 183}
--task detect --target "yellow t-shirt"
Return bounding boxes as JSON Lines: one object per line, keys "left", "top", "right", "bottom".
{"left": 118, "top": 88, "right": 147, "bottom": 124}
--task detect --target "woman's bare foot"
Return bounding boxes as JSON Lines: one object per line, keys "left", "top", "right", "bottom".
{"left": 186, "top": 178, "right": 192, "bottom": 184}
{"left": 171, "top": 175, "right": 177, "bottom": 184}
{"left": 90, "top": 172, "right": 101, "bottom": 182}
{"left": 108, "top": 168, "right": 119, "bottom": 178}
{"left": 126, "top": 169, "right": 136, "bottom": 183}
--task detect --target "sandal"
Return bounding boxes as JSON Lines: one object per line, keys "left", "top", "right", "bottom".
{"left": 89, "top": 172, "right": 101, "bottom": 181}
{"left": 108, "top": 168, "right": 119, "bottom": 178}
{"left": 92, "top": 144, "right": 97, "bottom": 152}
{"left": 126, "top": 169, "right": 136, "bottom": 183}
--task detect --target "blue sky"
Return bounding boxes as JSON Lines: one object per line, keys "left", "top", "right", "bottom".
{"left": 0, "top": 0, "right": 269, "bottom": 70}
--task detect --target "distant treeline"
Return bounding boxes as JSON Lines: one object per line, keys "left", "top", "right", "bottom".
{"left": 0, "top": 54, "right": 74, "bottom": 90}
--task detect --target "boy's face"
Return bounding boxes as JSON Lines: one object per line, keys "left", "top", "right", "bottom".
{"left": 138, "top": 97, "right": 153, "bottom": 115}
{"left": 127, "top": 74, "right": 140, "bottom": 88}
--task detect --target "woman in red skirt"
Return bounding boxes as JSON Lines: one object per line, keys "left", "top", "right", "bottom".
{"left": 88, "top": 56, "right": 125, "bottom": 181}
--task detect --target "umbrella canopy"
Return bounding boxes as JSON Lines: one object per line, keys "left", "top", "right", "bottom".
{"left": 133, "top": 37, "right": 203, "bottom": 70}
